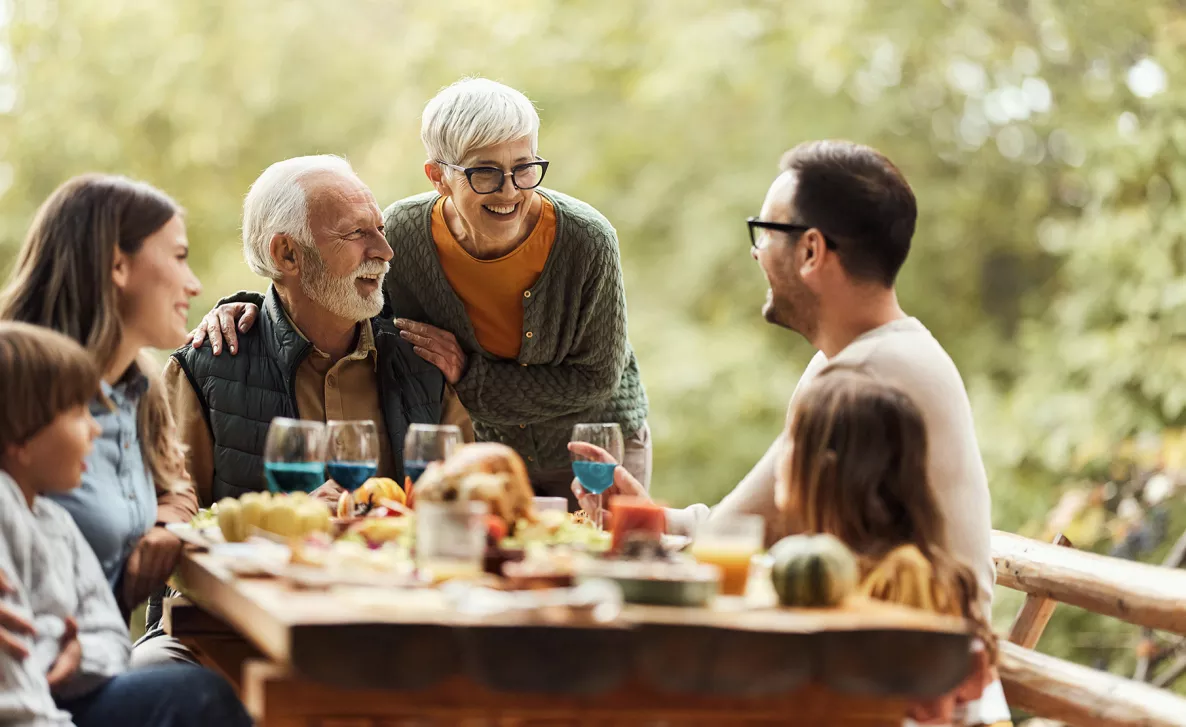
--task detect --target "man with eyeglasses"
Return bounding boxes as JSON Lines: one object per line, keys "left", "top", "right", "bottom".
{"left": 575, "top": 139, "right": 994, "bottom": 614}
{"left": 574, "top": 139, "right": 1004, "bottom": 723}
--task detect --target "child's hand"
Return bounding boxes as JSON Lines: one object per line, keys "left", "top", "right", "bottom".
{"left": 46, "top": 617, "right": 81, "bottom": 690}
{"left": 0, "top": 569, "right": 34, "bottom": 660}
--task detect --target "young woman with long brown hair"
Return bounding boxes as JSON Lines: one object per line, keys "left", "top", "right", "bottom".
{"left": 778, "top": 368, "right": 1005, "bottom": 725}
{"left": 0, "top": 174, "right": 201, "bottom": 632}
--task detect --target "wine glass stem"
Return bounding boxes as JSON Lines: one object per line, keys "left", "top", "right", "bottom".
{"left": 596, "top": 491, "right": 604, "bottom": 531}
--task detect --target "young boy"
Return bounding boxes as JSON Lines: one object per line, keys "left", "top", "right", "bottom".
{"left": 0, "top": 322, "right": 251, "bottom": 727}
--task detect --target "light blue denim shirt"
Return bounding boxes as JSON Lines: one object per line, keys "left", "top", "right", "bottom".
{"left": 50, "top": 372, "right": 156, "bottom": 591}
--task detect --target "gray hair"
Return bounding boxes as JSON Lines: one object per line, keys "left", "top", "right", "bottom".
{"left": 421, "top": 78, "right": 540, "bottom": 166}
{"left": 242, "top": 155, "right": 355, "bottom": 280}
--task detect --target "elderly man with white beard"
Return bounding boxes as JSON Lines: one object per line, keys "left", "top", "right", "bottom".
{"left": 163, "top": 155, "right": 471, "bottom": 511}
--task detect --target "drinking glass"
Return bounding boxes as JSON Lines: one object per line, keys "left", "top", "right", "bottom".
{"left": 263, "top": 418, "right": 327, "bottom": 493}
{"left": 416, "top": 500, "right": 489, "bottom": 582}
{"left": 532, "top": 496, "right": 569, "bottom": 514}
{"left": 570, "top": 423, "right": 624, "bottom": 530}
{"left": 325, "top": 420, "right": 380, "bottom": 491}
{"left": 403, "top": 424, "right": 463, "bottom": 484}
{"left": 689, "top": 515, "right": 765, "bottom": 596}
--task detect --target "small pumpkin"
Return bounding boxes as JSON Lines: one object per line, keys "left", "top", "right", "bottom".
{"left": 769, "top": 533, "right": 859, "bottom": 608}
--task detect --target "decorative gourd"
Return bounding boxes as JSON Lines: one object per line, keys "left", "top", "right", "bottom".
{"left": 769, "top": 533, "right": 859, "bottom": 607}
{"left": 859, "top": 544, "right": 961, "bottom": 616}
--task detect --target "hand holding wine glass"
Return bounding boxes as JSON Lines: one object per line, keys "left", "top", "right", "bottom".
{"left": 570, "top": 423, "right": 624, "bottom": 530}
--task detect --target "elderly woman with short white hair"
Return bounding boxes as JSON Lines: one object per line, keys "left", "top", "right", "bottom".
{"left": 383, "top": 78, "right": 650, "bottom": 502}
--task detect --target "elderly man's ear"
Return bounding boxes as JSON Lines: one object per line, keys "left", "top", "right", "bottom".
{"left": 269, "top": 233, "right": 301, "bottom": 276}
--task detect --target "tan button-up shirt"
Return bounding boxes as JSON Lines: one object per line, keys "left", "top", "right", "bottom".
{"left": 163, "top": 317, "right": 473, "bottom": 506}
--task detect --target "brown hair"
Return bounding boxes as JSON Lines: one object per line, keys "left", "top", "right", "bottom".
{"left": 779, "top": 141, "right": 916, "bottom": 287}
{"left": 0, "top": 321, "right": 100, "bottom": 451}
{"left": 0, "top": 174, "right": 189, "bottom": 491}
{"left": 779, "top": 368, "right": 994, "bottom": 658}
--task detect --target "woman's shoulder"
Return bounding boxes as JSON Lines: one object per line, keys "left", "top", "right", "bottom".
{"left": 383, "top": 191, "right": 439, "bottom": 225}
{"left": 542, "top": 189, "right": 619, "bottom": 250}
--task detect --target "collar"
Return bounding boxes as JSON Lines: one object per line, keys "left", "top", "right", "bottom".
{"left": 99, "top": 363, "right": 149, "bottom": 410}
{"left": 277, "top": 293, "right": 378, "bottom": 370}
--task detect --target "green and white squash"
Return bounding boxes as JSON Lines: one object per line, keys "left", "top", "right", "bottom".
{"left": 769, "top": 533, "right": 859, "bottom": 608}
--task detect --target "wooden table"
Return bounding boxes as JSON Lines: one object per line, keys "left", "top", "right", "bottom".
{"left": 171, "top": 552, "right": 974, "bottom": 726}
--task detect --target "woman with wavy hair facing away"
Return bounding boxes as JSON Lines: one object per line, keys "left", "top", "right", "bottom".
{"left": 0, "top": 174, "right": 202, "bottom": 656}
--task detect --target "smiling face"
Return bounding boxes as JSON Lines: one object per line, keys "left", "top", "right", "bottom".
{"left": 296, "top": 171, "right": 392, "bottom": 321}
{"left": 751, "top": 171, "right": 821, "bottom": 340}
{"left": 113, "top": 214, "right": 203, "bottom": 350}
{"left": 431, "top": 137, "right": 541, "bottom": 250}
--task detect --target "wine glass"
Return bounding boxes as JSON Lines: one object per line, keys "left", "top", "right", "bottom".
{"left": 570, "top": 423, "right": 624, "bottom": 530}
{"left": 263, "top": 418, "right": 327, "bottom": 493}
{"left": 325, "top": 420, "right": 380, "bottom": 492}
{"left": 403, "top": 424, "right": 463, "bottom": 484}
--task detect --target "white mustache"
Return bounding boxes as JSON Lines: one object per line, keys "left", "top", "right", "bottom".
{"left": 352, "top": 262, "right": 390, "bottom": 278}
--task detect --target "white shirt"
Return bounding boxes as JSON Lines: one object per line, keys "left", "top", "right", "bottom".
{"left": 0, "top": 470, "right": 131, "bottom": 726}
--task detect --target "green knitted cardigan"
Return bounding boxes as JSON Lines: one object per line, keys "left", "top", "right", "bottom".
{"left": 382, "top": 188, "right": 648, "bottom": 471}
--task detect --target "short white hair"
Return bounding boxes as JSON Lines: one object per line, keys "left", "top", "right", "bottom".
{"left": 242, "top": 155, "right": 355, "bottom": 280}
{"left": 421, "top": 78, "right": 540, "bottom": 166}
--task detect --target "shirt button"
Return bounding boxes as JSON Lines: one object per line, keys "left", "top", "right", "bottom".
{"left": 519, "top": 424, "right": 526, "bottom": 429}
{"left": 525, "top": 332, "right": 533, "bottom": 339}
{"left": 523, "top": 290, "right": 531, "bottom": 298}
{"left": 520, "top": 363, "right": 527, "bottom": 367}
{"left": 527, "top": 456, "right": 534, "bottom": 462}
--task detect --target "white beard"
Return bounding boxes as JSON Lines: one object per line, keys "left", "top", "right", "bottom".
{"left": 299, "top": 246, "right": 387, "bottom": 321}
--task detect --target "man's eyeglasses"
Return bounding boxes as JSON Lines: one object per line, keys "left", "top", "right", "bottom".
{"left": 437, "top": 159, "right": 550, "bottom": 195}
{"left": 747, "top": 217, "right": 837, "bottom": 250}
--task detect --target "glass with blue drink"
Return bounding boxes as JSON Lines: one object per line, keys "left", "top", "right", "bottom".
{"left": 570, "top": 422, "right": 623, "bottom": 530}
{"left": 325, "top": 419, "right": 380, "bottom": 491}
{"left": 263, "top": 418, "right": 327, "bottom": 493}
{"left": 403, "top": 424, "right": 463, "bottom": 485}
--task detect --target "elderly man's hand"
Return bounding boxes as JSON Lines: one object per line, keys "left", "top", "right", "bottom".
{"left": 395, "top": 319, "right": 467, "bottom": 385}
{"left": 310, "top": 481, "right": 346, "bottom": 512}
{"left": 187, "top": 302, "right": 260, "bottom": 355}
{"left": 567, "top": 442, "right": 649, "bottom": 528}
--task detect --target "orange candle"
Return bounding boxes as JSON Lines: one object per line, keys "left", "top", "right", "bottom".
{"left": 610, "top": 496, "right": 667, "bottom": 552}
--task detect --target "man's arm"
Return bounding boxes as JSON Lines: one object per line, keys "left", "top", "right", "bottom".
{"left": 664, "top": 352, "right": 829, "bottom": 541}
{"left": 663, "top": 438, "right": 783, "bottom": 539}
{"left": 161, "top": 358, "right": 216, "bottom": 508}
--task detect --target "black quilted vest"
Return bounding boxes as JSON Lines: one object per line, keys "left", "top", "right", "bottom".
{"left": 171, "top": 287, "right": 444, "bottom": 501}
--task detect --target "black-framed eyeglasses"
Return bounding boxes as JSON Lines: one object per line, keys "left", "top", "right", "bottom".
{"left": 436, "top": 159, "right": 550, "bottom": 195}
{"left": 747, "top": 217, "right": 837, "bottom": 250}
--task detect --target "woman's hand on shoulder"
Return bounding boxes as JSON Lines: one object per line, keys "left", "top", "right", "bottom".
{"left": 187, "top": 302, "right": 260, "bottom": 356}
{"left": 395, "top": 319, "right": 466, "bottom": 385}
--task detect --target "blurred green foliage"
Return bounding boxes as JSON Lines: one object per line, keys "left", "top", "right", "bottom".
{"left": 2, "top": 0, "right": 1186, "bottom": 689}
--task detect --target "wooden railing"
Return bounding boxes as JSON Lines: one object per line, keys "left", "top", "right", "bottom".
{"left": 991, "top": 530, "right": 1186, "bottom": 727}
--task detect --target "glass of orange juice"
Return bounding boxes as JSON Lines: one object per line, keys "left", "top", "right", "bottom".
{"left": 690, "top": 515, "right": 765, "bottom": 596}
